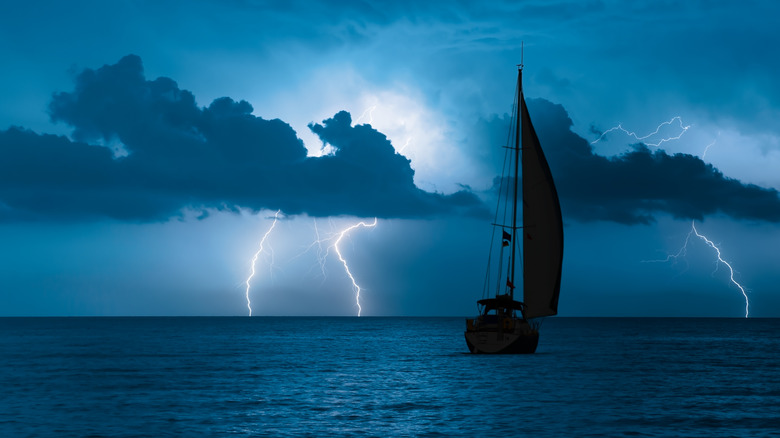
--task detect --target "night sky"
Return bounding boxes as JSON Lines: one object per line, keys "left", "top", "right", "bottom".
{"left": 1, "top": 1, "right": 778, "bottom": 317}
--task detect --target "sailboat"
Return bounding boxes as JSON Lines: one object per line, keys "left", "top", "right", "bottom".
{"left": 465, "top": 63, "right": 563, "bottom": 354}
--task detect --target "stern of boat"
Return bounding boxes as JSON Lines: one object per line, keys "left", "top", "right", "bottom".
{"left": 465, "top": 317, "right": 538, "bottom": 354}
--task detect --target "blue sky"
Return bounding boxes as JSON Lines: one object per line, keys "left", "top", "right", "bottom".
{"left": 1, "top": 0, "right": 778, "bottom": 316}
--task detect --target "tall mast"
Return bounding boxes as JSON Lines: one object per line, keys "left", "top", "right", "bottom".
{"left": 510, "top": 65, "right": 522, "bottom": 300}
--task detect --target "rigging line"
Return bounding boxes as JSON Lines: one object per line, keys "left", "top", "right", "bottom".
{"left": 495, "top": 234, "right": 506, "bottom": 297}
{"left": 485, "top": 100, "right": 517, "bottom": 300}
{"left": 500, "top": 67, "right": 520, "bottom": 223}
{"left": 490, "top": 224, "right": 533, "bottom": 229}
{"left": 485, "top": 139, "right": 512, "bottom": 300}
{"left": 500, "top": 94, "right": 518, "bottom": 231}
{"left": 503, "top": 79, "right": 521, "bottom": 296}
{"left": 510, "top": 69, "right": 521, "bottom": 300}
{"left": 485, "top": 67, "right": 522, "bottom": 301}
{"left": 499, "top": 125, "right": 517, "bottom": 296}
{"left": 501, "top": 111, "right": 519, "bottom": 294}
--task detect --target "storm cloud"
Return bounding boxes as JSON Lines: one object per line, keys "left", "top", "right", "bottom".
{"left": 4, "top": 55, "right": 778, "bottom": 225}
{"left": 527, "top": 98, "right": 780, "bottom": 224}
{"left": 0, "top": 55, "right": 485, "bottom": 222}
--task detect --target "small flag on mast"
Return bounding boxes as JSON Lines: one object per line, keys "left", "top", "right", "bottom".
{"left": 502, "top": 230, "right": 511, "bottom": 247}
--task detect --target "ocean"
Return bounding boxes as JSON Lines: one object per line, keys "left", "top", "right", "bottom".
{"left": 1, "top": 317, "right": 778, "bottom": 437}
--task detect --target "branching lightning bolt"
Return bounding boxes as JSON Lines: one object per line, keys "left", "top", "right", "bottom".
{"left": 691, "top": 221, "right": 749, "bottom": 318}
{"left": 645, "top": 220, "right": 749, "bottom": 318}
{"left": 244, "top": 210, "right": 281, "bottom": 316}
{"left": 294, "top": 217, "right": 378, "bottom": 316}
{"left": 333, "top": 218, "right": 378, "bottom": 316}
{"left": 294, "top": 217, "right": 336, "bottom": 281}
{"left": 591, "top": 116, "right": 691, "bottom": 147}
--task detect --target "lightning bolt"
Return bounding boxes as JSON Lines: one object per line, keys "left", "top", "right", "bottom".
{"left": 646, "top": 220, "right": 749, "bottom": 318}
{"left": 354, "top": 105, "right": 377, "bottom": 125}
{"left": 333, "top": 218, "right": 378, "bottom": 316}
{"left": 591, "top": 116, "right": 691, "bottom": 147}
{"left": 643, "top": 229, "right": 693, "bottom": 267}
{"left": 398, "top": 137, "right": 412, "bottom": 154}
{"left": 353, "top": 104, "right": 411, "bottom": 157}
{"left": 312, "top": 218, "right": 328, "bottom": 279}
{"left": 701, "top": 132, "right": 720, "bottom": 158}
{"left": 244, "top": 210, "right": 281, "bottom": 316}
{"left": 295, "top": 217, "right": 332, "bottom": 281}
{"left": 691, "top": 221, "right": 749, "bottom": 318}
{"left": 293, "top": 217, "right": 379, "bottom": 316}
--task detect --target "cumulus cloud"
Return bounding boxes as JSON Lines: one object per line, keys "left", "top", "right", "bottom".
{"left": 6, "top": 54, "right": 775, "bottom": 225}
{"left": 0, "top": 55, "right": 485, "bottom": 222}
{"left": 527, "top": 98, "right": 780, "bottom": 224}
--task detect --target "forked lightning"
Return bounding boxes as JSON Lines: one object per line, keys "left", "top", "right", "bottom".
{"left": 333, "top": 218, "right": 378, "bottom": 316}
{"left": 645, "top": 220, "right": 749, "bottom": 317}
{"left": 592, "top": 116, "right": 691, "bottom": 147}
{"left": 244, "top": 210, "right": 281, "bottom": 316}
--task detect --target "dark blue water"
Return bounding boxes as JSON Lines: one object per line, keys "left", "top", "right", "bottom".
{"left": 1, "top": 317, "right": 778, "bottom": 437}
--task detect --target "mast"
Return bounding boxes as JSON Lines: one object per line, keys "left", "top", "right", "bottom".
{"left": 478, "top": 54, "right": 563, "bottom": 321}
{"left": 509, "top": 66, "right": 522, "bottom": 300}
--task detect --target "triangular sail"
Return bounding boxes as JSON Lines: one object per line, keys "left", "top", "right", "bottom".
{"left": 520, "top": 92, "right": 563, "bottom": 319}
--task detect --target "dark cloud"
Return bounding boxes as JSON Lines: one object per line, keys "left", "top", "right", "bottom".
{"left": 302, "top": 111, "right": 481, "bottom": 218}
{"left": 0, "top": 55, "right": 485, "bottom": 222}
{"left": 526, "top": 98, "right": 780, "bottom": 224}
{"left": 7, "top": 54, "right": 775, "bottom": 225}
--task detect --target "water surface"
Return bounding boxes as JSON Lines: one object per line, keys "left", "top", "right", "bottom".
{"left": 1, "top": 317, "right": 777, "bottom": 437}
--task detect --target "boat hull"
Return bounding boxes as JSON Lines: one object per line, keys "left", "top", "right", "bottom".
{"left": 464, "top": 328, "right": 539, "bottom": 354}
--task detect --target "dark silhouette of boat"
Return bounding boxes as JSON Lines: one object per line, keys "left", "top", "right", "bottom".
{"left": 465, "top": 63, "right": 564, "bottom": 354}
